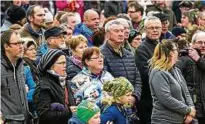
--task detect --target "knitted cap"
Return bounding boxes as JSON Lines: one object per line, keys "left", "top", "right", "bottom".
{"left": 77, "top": 100, "right": 100, "bottom": 123}
{"left": 7, "top": 5, "right": 26, "bottom": 23}
{"left": 171, "top": 27, "right": 187, "bottom": 37}
{"left": 37, "top": 49, "right": 65, "bottom": 73}
{"left": 128, "top": 29, "right": 141, "bottom": 43}
{"left": 103, "top": 77, "right": 134, "bottom": 98}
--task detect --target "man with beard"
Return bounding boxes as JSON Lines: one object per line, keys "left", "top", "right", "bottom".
{"left": 20, "top": 5, "right": 45, "bottom": 46}
{"left": 35, "top": 26, "right": 68, "bottom": 63}
{"left": 45, "top": 27, "right": 67, "bottom": 51}
{"left": 146, "top": 0, "right": 177, "bottom": 30}
{"left": 176, "top": 31, "right": 205, "bottom": 124}
{"left": 135, "top": 16, "right": 162, "bottom": 124}
{"left": 127, "top": 1, "right": 144, "bottom": 34}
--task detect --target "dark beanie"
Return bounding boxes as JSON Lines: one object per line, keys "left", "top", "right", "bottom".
{"left": 128, "top": 29, "right": 141, "bottom": 43}
{"left": 171, "top": 27, "right": 187, "bottom": 37}
{"left": 153, "top": 13, "right": 169, "bottom": 22}
{"left": 7, "top": 5, "right": 26, "bottom": 24}
{"left": 37, "top": 49, "right": 65, "bottom": 73}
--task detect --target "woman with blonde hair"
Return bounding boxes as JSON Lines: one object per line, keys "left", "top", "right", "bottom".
{"left": 67, "top": 35, "right": 88, "bottom": 80}
{"left": 149, "top": 39, "right": 196, "bottom": 124}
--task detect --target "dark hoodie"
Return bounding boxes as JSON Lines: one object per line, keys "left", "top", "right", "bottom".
{"left": 20, "top": 23, "right": 45, "bottom": 46}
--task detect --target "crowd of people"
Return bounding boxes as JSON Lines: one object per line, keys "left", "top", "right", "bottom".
{"left": 1, "top": 0, "right": 205, "bottom": 124}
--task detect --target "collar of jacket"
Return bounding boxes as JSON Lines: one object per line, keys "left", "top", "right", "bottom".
{"left": 145, "top": 37, "right": 159, "bottom": 46}
{"left": 25, "top": 23, "right": 43, "bottom": 38}
{"left": 81, "top": 67, "right": 104, "bottom": 79}
{"left": 75, "top": 23, "right": 93, "bottom": 36}
{"left": 105, "top": 41, "right": 127, "bottom": 57}
{"left": 1, "top": 53, "right": 23, "bottom": 71}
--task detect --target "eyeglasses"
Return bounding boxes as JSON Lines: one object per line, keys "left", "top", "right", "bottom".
{"left": 90, "top": 54, "right": 104, "bottom": 60}
{"left": 195, "top": 41, "right": 205, "bottom": 45}
{"left": 145, "top": 26, "right": 162, "bottom": 31}
{"left": 8, "top": 41, "right": 24, "bottom": 46}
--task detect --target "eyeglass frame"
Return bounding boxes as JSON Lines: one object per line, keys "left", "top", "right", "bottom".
{"left": 8, "top": 41, "right": 25, "bottom": 46}
{"left": 89, "top": 54, "right": 104, "bottom": 60}
{"left": 144, "top": 26, "right": 162, "bottom": 31}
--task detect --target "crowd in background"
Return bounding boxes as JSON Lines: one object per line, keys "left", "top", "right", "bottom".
{"left": 1, "top": 0, "right": 205, "bottom": 124}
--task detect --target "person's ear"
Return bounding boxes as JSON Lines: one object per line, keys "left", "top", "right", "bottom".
{"left": 28, "top": 15, "right": 34, "bottom": 22}
{"left": 4, "top": 43, "right": 10, "bottom": 50}
{"left": 85, "top": 59, "right": 89, "bottom": 66}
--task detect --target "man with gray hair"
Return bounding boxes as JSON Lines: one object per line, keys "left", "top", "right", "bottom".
{"left": 115, "top": 18, "right": 135, "bottom": 54}
{"left": 135, "top": 16, "right": 162, "bottom": 124}
{"left": 176, "top": 31, "right": 205, "bottom": 124}
{"left": 101, "top": 20, "right": 142, "bottom": 120}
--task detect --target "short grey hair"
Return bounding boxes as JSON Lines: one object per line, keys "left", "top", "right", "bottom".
{"left": 191, "top": 31, "right": 205, "bottom": 43}
{"left": 104, "top": 20, "right": 122, "bottom": 32}
{"left": 116, "top": 18, "right": 132, "bottom": 29}
{"left": 144, "top": 16, "right": 161, "bottom": 27}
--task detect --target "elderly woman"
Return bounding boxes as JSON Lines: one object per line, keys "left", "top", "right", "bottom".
{"left": 71, "top": 47, "right": 114, "bottom": 104}
{"left": 149, "top": 39, "right": 195, "bottom": 124}
{"left": 34, "top": 49, "right": 76, "bottom": 124}
{"left": 67, "top": 35, "right": 88, "bottom": 80}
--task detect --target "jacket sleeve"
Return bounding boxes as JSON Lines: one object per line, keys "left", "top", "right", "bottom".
{"left": 196, "top": 57, "right": 205, "bottom": 73}
{"left": 36, "top": 89, "right": 72, "bottom": 123}
{"left": 177, "top": 69, "right": 194, "bottom": 107}
{"left": 150, "top": 71, "right": 190, "bottom": 115}
{"left": 24, "top": 66, "right": 36, "bottom": 103}
{"left": 133, "top": 67, "right": 142, "bottom": 102}
{"left": 175, "top": 56, "right": 187, "bottom": 72}
{"left": 100, "top": 108, "right": 115, "bottom": 124}
{"left": 135, "top": 46, "right": 150, "bottom": 89}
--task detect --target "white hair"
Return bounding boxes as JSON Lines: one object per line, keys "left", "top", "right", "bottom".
{"left": 115, "top": 18, "right": 131, "bottom": 29}
{"left": 191, "top": 31, "right": 205, "bottom": 43}
{"left": 104, "top": 20, "right": 122, "bottom": 32}
{"left": 144, "top": 16, "right": 161, "bottom": 27}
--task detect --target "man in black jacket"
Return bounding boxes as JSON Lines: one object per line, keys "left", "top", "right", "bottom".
{"left": 101, "top": 19, "right": 142, "bottom": 106}
{"left": 135, "top": 16, "right": 162, "bottom": 124}
{"left": 176, "top": 31, "right": 205, "bottom": 124}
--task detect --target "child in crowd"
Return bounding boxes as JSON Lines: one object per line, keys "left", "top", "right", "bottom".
{"left": 100, "top": 77, "right": 139, "bottom": 124}
{"left": 68, "top": 100, "right": 101, "bottom": 124}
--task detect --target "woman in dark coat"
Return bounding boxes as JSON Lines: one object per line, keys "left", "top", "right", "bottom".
{"left": 67, "top": 35, "right": 88, "bottom": 80}
{"left": 34, "top": 49, "right": 76, "bottom": 124}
